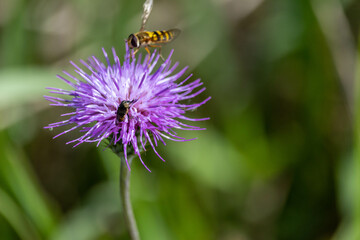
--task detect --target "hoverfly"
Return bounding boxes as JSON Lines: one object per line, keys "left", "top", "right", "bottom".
{"left": 116, "top": 100, "right": 136, "bottom": 122}
{"left": 127, "top": 0, "right": 181, "bottom": 59}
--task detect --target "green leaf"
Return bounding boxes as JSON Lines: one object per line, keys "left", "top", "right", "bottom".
{"left": 166, "top": 126, "right": 248, "bottom": 191}
{"left": 0, "top": 68, "right": 60, "bottom": 110}
{"left": 0, "top": 131, "right": 58, "bottom": 238}
{"left": 0, "top": 188, "right": 41, "bottom": 240}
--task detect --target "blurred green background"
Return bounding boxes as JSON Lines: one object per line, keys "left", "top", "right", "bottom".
{"left": 0, "top": 0, "right": 360, "bottom": 239}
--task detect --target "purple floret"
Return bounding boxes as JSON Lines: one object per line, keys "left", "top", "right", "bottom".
{"left": 45, "top": 45, "right": 211, "bottom": 171}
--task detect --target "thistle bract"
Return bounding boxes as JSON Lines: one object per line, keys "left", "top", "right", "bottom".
{"left": 45, "top": 45, "right": 211, "bottom": 171}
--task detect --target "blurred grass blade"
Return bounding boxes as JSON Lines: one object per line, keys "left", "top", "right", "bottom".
{"left": 0, "top": 0, "right": 27, "bottom": 67}
{"left": 0, "top": 188, "right": 41, "bottom": 240}
{"left": 0, "top": 68, "right": 59, "bottom": 110}
{"left": 354, "top": 34, "right": 360, "bottom": 240}
{"left": 0, "top": 68, "right": 60, "bottom": 130}
{"left": 51, "top": 183, "right": 121, "bottom": 240}
{"left": 0, "top": 131, "right": 58, "bottom": 238}
{"left": 311, "top": 0, "right": 356, "bottom": 115}
{"left": 167, "top": 126, "right": 246, "bottom": 190}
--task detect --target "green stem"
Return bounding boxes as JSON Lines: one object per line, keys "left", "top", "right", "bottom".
{"left": 120, "top": 155, "right": 140, "bottom": 240}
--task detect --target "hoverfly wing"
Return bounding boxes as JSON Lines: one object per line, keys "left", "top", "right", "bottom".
{"left": 140, "top": 0, "right": 153, "bottom": 31}
{"left": 168, "top": 29, "right": 181, "bottom": 41}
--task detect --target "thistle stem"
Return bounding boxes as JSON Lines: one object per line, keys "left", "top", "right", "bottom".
{"left": 120, "top": 155, "right": 140, "bottom": 240}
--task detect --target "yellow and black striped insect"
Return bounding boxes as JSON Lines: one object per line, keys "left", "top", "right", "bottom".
{"left": 127, "top": 0, "right": 180, "bottom": 59}
{"left": 127, "top": 29, "right": 181, "bottom": 57}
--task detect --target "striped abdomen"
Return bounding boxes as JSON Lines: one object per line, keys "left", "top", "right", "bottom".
{"left": 136, "top": 29, "right": 181, "bottom": 46}
{"left": 150, "top": 29, "right": 181, "bottom": 43}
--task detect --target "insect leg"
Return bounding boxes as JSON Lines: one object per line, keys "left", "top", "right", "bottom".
{"left": 144, "top": 47, "right": 152, "bottom": 65}
{"left": 128, "top": 48, "right": 140, "bottom": 61}
{"left": 148, "top": 45, "right": 165, "bottom": 61}
{"left": 144, "top": 46, "right": 151, "bottom": 56}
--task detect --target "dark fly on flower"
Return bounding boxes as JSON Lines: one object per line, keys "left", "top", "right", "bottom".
{"left": 117, "top": 100, "right": 136, "bottom": 122}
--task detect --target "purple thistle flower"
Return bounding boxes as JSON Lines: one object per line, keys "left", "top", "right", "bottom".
{"left": 45, "top": 45, "right": 211, "bottom": 171}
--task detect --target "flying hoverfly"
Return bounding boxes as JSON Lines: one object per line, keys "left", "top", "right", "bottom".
{"left": 127, "top": 0, "right": 181, "bottom": 59}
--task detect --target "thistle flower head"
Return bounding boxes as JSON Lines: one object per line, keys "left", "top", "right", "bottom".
{"left": 45, "top": 45, "right": 211, "bottom": 171}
